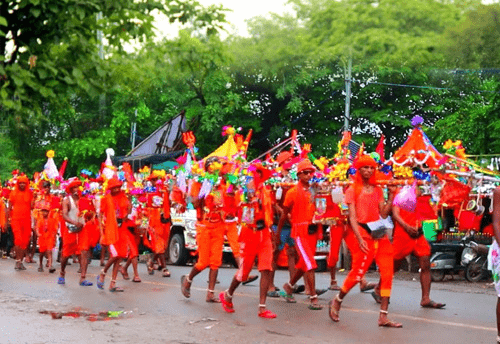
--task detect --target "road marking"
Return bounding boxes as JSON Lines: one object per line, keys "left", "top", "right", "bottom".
{"left": 91, "top": 276, "right": 496, "bottom": 332}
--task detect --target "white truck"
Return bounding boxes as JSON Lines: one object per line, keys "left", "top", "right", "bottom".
{"left": 167, "top": 208, "right": 235, "bottom": 266}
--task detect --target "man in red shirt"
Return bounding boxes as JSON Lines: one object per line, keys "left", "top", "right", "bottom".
{"left": 371, "top": 188, "right": 445, "bottom": 309}
{"left": 8, "top": 175, "right": 33, "bottom": 271}
{"left": 276, "top": 159, "right": 322, "bottom": 310}
{"left": 328, "top": 155, "right": 401, "bottom": 328}
{"left": 219, "top": 172, "right": 276, "bottom": 318}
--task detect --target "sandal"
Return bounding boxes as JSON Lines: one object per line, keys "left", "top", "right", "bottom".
{"left": 267, "top": 290, "right": 280, "bottom": 298}
{"left": 329, "top": 281, "right": 341, "bottom": 291}
{"left": 308, "top": 295, "right": 323, "bottom": 310}
{"left": 49, "top": 267, "right": 56, "bottom": 273}
{"left": 360, "top": 282, "right": 377, "bottom": 292}
{"left": 219, "top": 291, "right": 235, "bottom": 313}
{"left": 258, "top": 308, "right": 276, "bottom": 319}
{"left": 379, "top": 310, "right": 402, "bottom": 328}
{"left": 421, "top": 300, "right": 446, "bottom": 309}
{"left": 181, "top": 275, "right": 191, "bottom": 298}
{"left": 132, "top": 276, "right": 142, "bottom": 283}
{"left": 79, "top": 280, "right": 93, "bottom": 287}
{"left": 38, "top": 267, "right": 44, "bottom": 272}
{"left": 328, "top": 294, "right": 342, "bottom": 322}
{"left": 109, "top": 280, "right": 124, "bottom": 292}
{"left": 279, "top": 290, "right": 297, "bottom": 303}
{"left": 371, "top": 291, "right": 382, "bottom": 304}
{"left": 97, "top": 272, "right": 105, "bottom": 290}
{"left": 120, "top": 267, "right": 130, "bottom": 280}
{"left": 147, "top": 261, "right": 154, "bottom": 275}
{"left": 162, "top": 268, "right": 171, "bottom": 278}
{"left": 206, "top": 290, "right": 221, "bottom": 303}
{"left": 242, "top": 275, "right": 258, "bottom": 285}
{"left": 109, "top": 286, "right": 124, "bottom": 292}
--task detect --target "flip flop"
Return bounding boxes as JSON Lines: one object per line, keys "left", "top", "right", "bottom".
{"left": 162, "top": 269, "right": 171, "bottom": 278}
{"left": 279, "top": 290, "right": 297, "bottom": 303}
{"left": 329, "top": 284, "right": 341, "bottom": 291}
{"left": 132, "top": 276, "right": 142, "bottom": 283}
{"left": 219, "top": 292, "right": 235, "bottom": 313}
{"left": 328, "top": 301, "right": 340, "bottom": 322}
{"left": 292, "top": 285, "right": 305, "bottom": 294}
{"left": 180, "top": 275, "right": 190, "bottom": 298}
{"left": 371, "top": 291, "right": 382, "bottom": 304}
{"left": 57, "top": 277, "right": 65, "bottom": 285}
{"left": 109, "top": 286, "right": 124, "bottom": 292}
{"left": 360, "top": 282, "right": 377, "bottom": 292}
{"left": 206, "top": 296, "right": 221, "bottom": 303}
{"left": 421, "top": 301, "right": 446, "bottom": 309}
{"left": 258, "top": 309, "right": 277, "bottom": 319}
{"left": 242, "top": 275, "right": 259, "bottom": 285}
{"left": 49, "top": 267, "right": 56, "bottom": 273}
{"left": 38, "top": 267, "right": 43, "bottom": 272}
{"left": 308, "top": 303, "right": 323, "bottom": 310}
{"left": 379, "top": 320, "right": 403, "bottom": 328}
{"left": 267, "top": 290, "right": 280, "bottom": 298}
{"left": 120, "top": 267, "right": 130, "bottom": 280}
{"left": 79, "top": 280, "right": 93, "bottom": 287}
{"left": 96, "top": 275, "right": 105, "bottom": 290}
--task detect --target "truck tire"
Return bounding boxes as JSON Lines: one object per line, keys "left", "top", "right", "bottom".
{"left": 169, "top": 233, "right": 188, "bottom": 266}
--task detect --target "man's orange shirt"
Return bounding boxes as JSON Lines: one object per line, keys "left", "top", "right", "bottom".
{"left": 283, "top": 184, "right": 315, "bottom": 224}
{"left": 9, "top": 189, "right": 33, "bottom": 220}
{"left": 344, "top": 186, "right": 383, "bottom": 224}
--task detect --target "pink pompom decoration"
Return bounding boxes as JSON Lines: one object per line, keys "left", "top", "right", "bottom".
{"left": 393, "top": 183, "right": 417, "bottom": 212}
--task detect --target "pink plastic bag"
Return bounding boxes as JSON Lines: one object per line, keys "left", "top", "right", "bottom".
{"left": 393, "top": 183, "right": 417, "bottom": 212}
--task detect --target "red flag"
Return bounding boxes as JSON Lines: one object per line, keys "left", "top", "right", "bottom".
{"left": 58, "top": 158, "right": 68, "bottom": 178}
{"left": 375, "top": 135, "right": 385, "bottom": 162}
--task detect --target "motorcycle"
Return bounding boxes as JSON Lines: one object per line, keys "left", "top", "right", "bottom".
{"left": 430, "top": 234, "right": 471, "bottom": 282}
{"left": 461, "top": 240, "right": 490, "bottom": 282}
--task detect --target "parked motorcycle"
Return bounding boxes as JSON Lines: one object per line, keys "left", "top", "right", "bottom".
{"left": 461, "top": 241, "right": 490, "bottom": 282}
{"left": 430, "top": 234, "right": 471, "bottom": 282}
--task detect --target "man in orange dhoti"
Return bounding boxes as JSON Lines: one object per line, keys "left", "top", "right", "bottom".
{"left": 98, "top": 178, "right": 130, "bottom": 292}
{"left": 8, "top": 175, "right": 33, "bottom": 271}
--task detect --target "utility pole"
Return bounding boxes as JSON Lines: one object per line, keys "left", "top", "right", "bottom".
{"left": 344, "top": 56, "right": 352, "bottom": 132}
{"left": 96, "top": 12, "right": 105, "bottom": 119}
{"left": 131, "top": 109, "right": 137, "bottom": 150}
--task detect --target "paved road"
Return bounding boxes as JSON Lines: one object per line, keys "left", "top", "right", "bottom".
{"left": 0, "top": 257, "right": 496, "bottom": 344}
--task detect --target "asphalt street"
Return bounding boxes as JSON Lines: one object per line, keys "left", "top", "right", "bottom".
{"left": 0, "top": 257, "right": 496, "bottom": 344}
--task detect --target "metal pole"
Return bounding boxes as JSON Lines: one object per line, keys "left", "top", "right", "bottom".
{"left": 344, "top": 56, "right": 352, "bottom": 132}
{"left": 97, "top": 12, "right": 105, "bottom": 119}
{"left": 131, "top": 109, "right": 137, "bottom": 149}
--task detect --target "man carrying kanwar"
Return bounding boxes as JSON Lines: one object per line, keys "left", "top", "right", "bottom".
{"left": 58, "top": 179, "right": 93, "bottom": 286}
{"left": 328, "top": 154, "right": 402, "bottom": 328}
{"left": 181, "top": 156, "right": 226, "bottom": 303}
{"left": 219, "top": 165, "right": 276, "bottom": 318}
{"left": 276, "top": 159, "right": 323, "bottom": 310}
{"left": 8, "top": 174, "right": 34, "bottom": 271}
{"left": 97, "top": 178, "right": 130, "bottom": 292}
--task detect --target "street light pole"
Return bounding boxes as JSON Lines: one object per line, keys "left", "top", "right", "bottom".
{"left": 344, "top": 56, "right": 352, "bottom": 132}
{"left": 96, "top": 12, "right": 105, "bottom": 119}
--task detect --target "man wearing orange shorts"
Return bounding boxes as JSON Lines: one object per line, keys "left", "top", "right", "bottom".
{"left": 59, "top": 180, "right": 93, "bottom": 286}
{"left": 98, "top": 178, "right": 130, "bottom": 292}
{"left": 219, "top": 169, "right": 276, "bottom": 318}
{"left": 8, "top": 175, "right": 33, "bottom": 271}
{"left": 181, "top": 157, "right": 226, "bottom": 303}
{"left": 277, "top": 159, "right": 323, "bottom": 310}
{"left": 328, "top": 155, "right": 402, "bottom": 328}
{"left": 372, "top": 191, "right": 445, "bottom": 309}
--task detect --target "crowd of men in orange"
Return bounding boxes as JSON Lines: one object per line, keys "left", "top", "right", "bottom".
{"left": 1, "top": 151, "right": 445, "bottom": 327}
